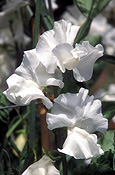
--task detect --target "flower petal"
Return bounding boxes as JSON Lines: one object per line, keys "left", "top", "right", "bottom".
{"left": 58, "top": 127, "right": 104, "bottom": 159}
{"left": 36, "top": 20, "right": 80, "bottom": 74}
{"left": 53, "top": 20, "right": 80, "bottom": 45}
{"left": 22, "top": 155, "right": 60, "bottom": 175}
{"left": 52, "top": 43, "right": 80, "bottom": 72}
{"left": 4, "top": 74, "right": 53, "bottom": 109}
{"left": 73, "top": 41, "right": 104, "bottom": 82}
{"left": 36, "top": 30, "right": 58, "bottom": 74}
{"left": 35, "top": 63, "right": 64, "bottom": 88}
{"left": 46, "top": 88, "right": 108, "bottom": 132}
{"left": 15, "top": 49, "right": 39, "bottom": 81}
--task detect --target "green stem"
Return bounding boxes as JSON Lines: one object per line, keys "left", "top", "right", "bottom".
{"left": 54, "top": 128, "right": 67, "bottom": 175}
{"left": 48, "top": 0, "right": 54, "bottom": 19}
{"left": 33, "top": 0, "right": 41, "bottom": 48}
{"left": 6, "top": 109, "right": 29, "bottom": 138}
{"left": 62, "top": 154, "right": 68, "bottom": 175}
{"left": 29, "top": 101, "right": 36, "bottom": 148}
{"left": 29, "top": 0, "right": 41, "bottom": 149}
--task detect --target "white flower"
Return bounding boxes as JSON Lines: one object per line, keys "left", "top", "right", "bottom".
{"left": 0, "top": 0, "right": 29, "bottom": 28}
{"left": 46, "top": 88, "right": 108, "bottom": 159}
{"left": 22, "top": 155, "right": 60, "bottom": 175}
{"left": 58, "top": 127, "right": 104, "bottom": 159}
{"left": 36, "top": 19, "right": 104, "bottom": 82}
{"left": 4, "top": 49, "right": 64, "bottom": 109}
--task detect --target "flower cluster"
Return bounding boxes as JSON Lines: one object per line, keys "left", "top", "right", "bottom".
{"left": 4, "top": 19, "right": 108, "bottom": 174}
{"left": 47, "top": 88, "right": 108, "bottom": 159}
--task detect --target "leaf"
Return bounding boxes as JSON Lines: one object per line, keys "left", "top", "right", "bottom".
{"left": 100, "top": 55, "right": 115, "bottom": 64}
{"left": 74, "top": 0, "right": 111, "bottom": 18}
{"left": 73, "top": 151, "right": 115, "bottom": 175}
{"left": 59, "top": 70, "right": 80, "bottom": 94}
{"left": 40, "top": 0, "right": 54, "bottom": 30}
{"left": 19, "top": 141, "right": 35, "bottom": 174}
{"left": 21, "top": 5, "right": 33, "bottom": 36}
{"left": 104, "top": 106, "right": 115, "bottom": 120}
{"left": 98, "top": 130, "right": 114, "bottom": 152}
{"left": 0, "top": 90, "right": 9, "bottom": 123}
{"left": 74, "top": 18, "right": 92, "bottom": 44}
{"left": 80, "top": 35, "right": 102, "bottom": 46}
{"left": 92, "top": 150, "right": 115, "bottom": 170}
{"left": 6, "top": 108, "right": 29, "bottom": 138}
{"left": 0, "top": 91, "right": 9, "bottom": 144}
{"left": 33, "top": 0, "right": 41, "bottom": 47}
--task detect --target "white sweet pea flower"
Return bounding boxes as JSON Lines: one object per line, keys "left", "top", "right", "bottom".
{"left": 58, "top": 127, "right": 104, "bottom": 159}
{"left": 22, "top": 155, "right": 60, "bottom": 175}
{"left": 4, "top": 49, "right": 64, "bottom": 109}
{"left": 46, "top": 88, "right": 108, "bottom": 159}
{"left": 36, "top": 20, "right": 104, "bottom": 82}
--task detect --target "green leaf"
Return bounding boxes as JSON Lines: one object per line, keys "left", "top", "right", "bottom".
{"left": 29, "top": 101, "right": 36, "bottom": 149}
{"left": 80, "top": 35, "right": 102, "bottom": 46}
{"left": 0, "top": 91, "right": 9, "bottom": 145}
{"left": 100, "top": 55, "right": 115, "bottom": 64}
{"left": 104, "top": 106, "right": 115, "bottom": 120}
{"left": 21, "top": 5, "right": 33, "bottom": 36}
{"left": 59, "top": 71, "right": 80, "bottom": 94}
{"left": 75, "top": 0, "right": 111, "bottom": 18}
{"left": 6, "top": 107, "right": 30, "bottom": 138}
{"left": 19, "top": 141, "right": 35, "bottom": 174}
{"left": 73, "top": 151, "right": 115, "bottom": 175}
{"left": 98, "top": 130, "right": 114, "bottom": 152}
{"left": 74, "top": 18, "right": 92, "bottom": 44}
{"left": 40, "top": 0, "right": 54, "bottom": 30}
{"left": 0, "top": 90, "right": 9, "bottom": 123}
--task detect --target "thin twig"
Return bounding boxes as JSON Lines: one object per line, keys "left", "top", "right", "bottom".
{"left": 0, "top": 101, "right": 42, "bottom": 110}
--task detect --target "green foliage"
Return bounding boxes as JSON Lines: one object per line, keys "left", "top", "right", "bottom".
{"left": 80, "top": 35, "right": 102, "bottom": 46}
{"left": 33, "top": 0, "right": 41, "bottom": 48}
{"left": 74, "top": 0, "right": 111, "bottom": 44}
{"left": 98, "top": 130, "right": 114, "bottom": 152}
{"left": 74, "top": 18, "right": 92, "bottom": 44}
{"left": 74, "top": 0, "right": 111, "bottom": 18}
{"left": 60, "top": 71, "right": 80, "bottom": 94}
{"left": 0, "top": 91, "right": 9, "bottom": 147}
{"left": 40, "top": 0, "right": 54, "bottom": 30}
{"left": 104, "top": 105, "right": 115, "bottom": 120}
{"left": 19, "top": 141, "right": 35, "bottom": 174}
{"left": 73, "top": 151, "right": 115, "bottom": 175}
{"left": 0, "top": 90, "right": 9, "bottom": 123}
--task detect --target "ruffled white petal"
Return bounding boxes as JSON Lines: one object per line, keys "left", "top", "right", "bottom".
{"left": 22, "top": 155, "right": 60, "bottom": 175}
{"left": 53, "top": 20, "right": 79, "bottom": 45}
{"left": 36, "top": 30, "right": 58, "bottom": 74}
{"left": 15, "top": 49, "right": 39, "bottom": 81}
{"left": 46, "top": 88, "right": 108, "bottom": 132}
{"left": 58, "top": 127, "right": 104, "bottom": 159}
{"left": 4, "top": 74, "right": 53, "bottom": 109}
{"left": 73, "top": 41, "right": 104, "bottom": 82}
{"left": 35, "top": 63, "right": 64, "bottom": 88}
{"left": 4, "top": 48, "right": 64, "bottom": 108}
{"left": 36, "top": 20, "right": 80, "bottom": 74}
{"left": 52, "top": 43, "right": 80, "bottom": 72}
{"left": 16, "top": 49, "right": 64, "bottom": 88}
